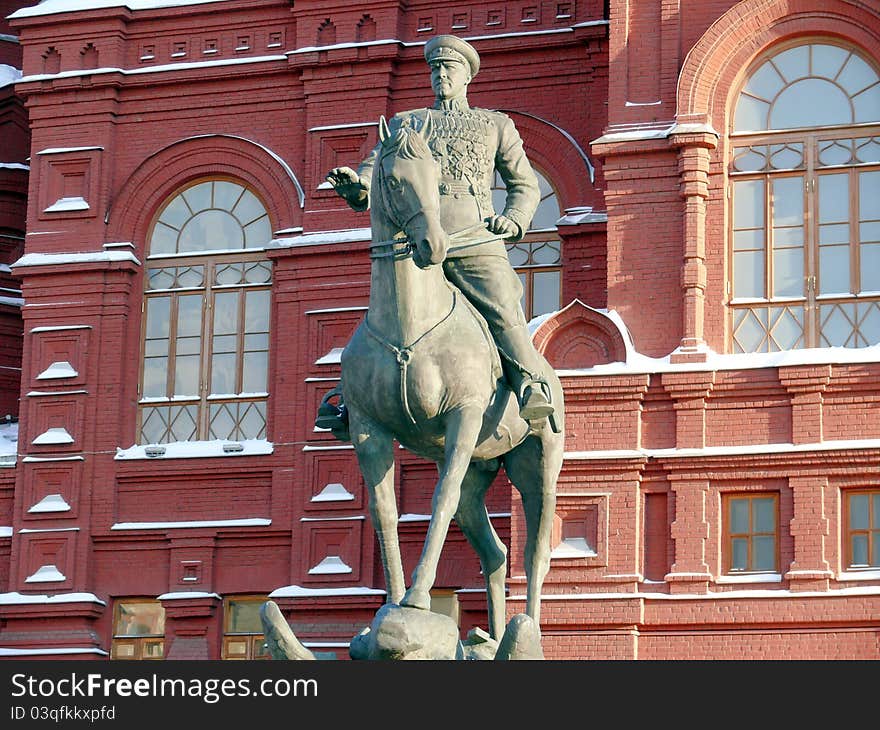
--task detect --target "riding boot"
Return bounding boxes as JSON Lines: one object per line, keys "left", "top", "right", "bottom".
{"left": 315, "top": 385, "right": 351, "bottom": 442}
{"left": 493, "top": 325, "right": 555, "bottom": 422}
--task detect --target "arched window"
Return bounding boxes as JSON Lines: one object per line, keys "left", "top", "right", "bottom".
{"left": 493, "top": 168, "right": 562, "bottom": 321}
{"left": 729, "top": 40, "right": 880, "bottom": 352}
{"left": 138, "top": 179, "right": 273, "bottom": 444}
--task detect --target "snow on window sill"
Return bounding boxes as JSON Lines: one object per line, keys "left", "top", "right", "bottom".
{"left": 115, "top": 439, "right": 273, "bottom": 460}
{"left": 838, "top": 569, "right": 880, "bottom": 581}
{"left": 716, "top": 572, "right": 782, "bottom": 584}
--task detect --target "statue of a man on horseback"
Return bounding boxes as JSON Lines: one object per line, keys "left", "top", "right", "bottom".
{"left": 284, "top": 34, "right": 565, "bottom": 659}
{"left": 325, "top": 34, "right": 557, "bottom": 429}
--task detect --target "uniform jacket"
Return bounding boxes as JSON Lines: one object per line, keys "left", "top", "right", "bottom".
{"left": 354, "top": 98, "right": 541, "bottom": 258}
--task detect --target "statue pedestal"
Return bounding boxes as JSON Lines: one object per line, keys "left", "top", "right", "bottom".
{"left": 348, "top": 603, "right": 545, "bottom": 660}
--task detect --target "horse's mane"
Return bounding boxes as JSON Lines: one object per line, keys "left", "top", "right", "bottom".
{"left": 379, "top": 125, "right": 432, "bottom": 162}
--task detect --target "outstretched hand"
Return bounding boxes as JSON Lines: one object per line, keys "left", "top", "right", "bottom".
{"left": 326, "top": 167, "right": 366, "bottom": 202}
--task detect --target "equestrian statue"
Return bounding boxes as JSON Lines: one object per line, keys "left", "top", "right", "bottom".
{"left": 263, "top": 35, "right": 565, "bottom": 661}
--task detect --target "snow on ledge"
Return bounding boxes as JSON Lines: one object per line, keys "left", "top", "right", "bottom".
{"left": 28, "top": 494, "right": 71, "bottom": 513}
{"left": 112, "top": 518, "right": 270, "bottom": 530}
{"left": 269, "top": 227, "right": 372, "bottom": 249}
{"left": 24, "top": 564, "right": 66, "bottom": 583}
{"left": 308, "top": 556, "right": 353, "bottom": 575}
{"left": 115, "top": 439, "right": 273, "bottom": 460}
{"left": 157, "top": 591, "right": 221, "bottom": 601}
{"left": 32, "top": 427, "right": 74, "bottom": 445}
{"left": 13, "top": 251, "right": 141, "bottom": 268}
{"left": 0, "top": 591, "right": 105, "bottom": 605}
{"left": 0, "top": 647, "right": 109, "bottom": 656}
{"left": 311, "top": 483, "right": 355, "bottom": 502}
{"left": 10, "top": 0, "right": 235, "bottom": 18}
{"left": 715, "top": 572, "right": 783, "bottom": 585}
{"left": 315, "top": 347, "right": 344, "bottom": 365}
{"left": 36, "top": 361, "right": 78, "bottom": 380}
{"left": 269, "top": 585, "right": 386, "bottom": 599}
{"left": 550, "top": 538, "right": 597, "bottom": 559}
{"left": 0, "top": 527, "right": 11, "bottom": 537}
{"left": 43, "top": 196, "right": 89, "bottom": 213}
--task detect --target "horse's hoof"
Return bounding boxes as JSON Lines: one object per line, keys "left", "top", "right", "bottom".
{"left": 400, "top": 589, "right": 431, "bottom": 611}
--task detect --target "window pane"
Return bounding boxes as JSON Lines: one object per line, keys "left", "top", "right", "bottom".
{"left": 860, "top": 171, "right": 880, "bottom": 220}
{"left": 734, "top": 180, "right": 765, "bottom": 228}
{"left": 214, "top": 181, "right": 245, "bottom": 211}
{"left": 733, "top": 250, "right": 765, "bottom": 298}
{"left": 734, "top": 228, "right": 765, "bottom": 252}
{"left": 773, "top": 247, "right": 804, "bottom": 297}
{"left": 752, "top": 535, "right": 776, "bottom": 571}
{"left": 242, "top": 351, "right": 268, "bottom": 392}
{"left": 145, "top": 297, "right": 170, "bottom": 339}
{"left": 158, "top": 195, "right": 191, "bottom": 230}
{"left": 852, "top": 534, "right": 869, "bottom": 566}
{"left": 214, "top": 291, "right": 240, "bottom": 335}
{"left": 142, "top": 357, "right": 168, "bottom": 398}
{"left": 245, "top": 290, "right": 270, "bottom": 332}
{"left": 116, "top": 602, "right": 165, "bottom": 636}
{"left": 772, "top": 45, "right": 809, "bottom": 82}
{"left": 752, "top": 497, "right": 776, "bottom": 533}
{"left": 819, "top": 174, "right": 849, "bottom": 223}
{"left": 233, "top": 189, "right": 267, "bottom": 226}
{"left": 837, "top": 53, "right": 877, "bottom": 96}
{"left": 853, "top": 84, "right": 880, "bottom": 124}
{"left": 227, "top": 600, "right": 264, "bottom": 633}
{"left": 850, "top": 493, "right": 869, "bottom": 529}
{"left": 819, "top": 224, "right": 850, "bottom": 246}
{"left": 873, "top": 494, "right": 880, "bottom": 525}
{"left": 174, "top": 354, "right": 200, "bottom": 396}
{"left": 211, "top": 352, "right": 236, "bottom": 394}
{"left": 531, "top": 241, "right": 561, "bottom": 265}
{"left": 811, "top": 44, "right": 850, "bottom": 80}
{"left": 731, "top": 537, "right": 748, "bottom": 570}
{"left": 531, "top": 197, "right": 561, "bottom": 230}
{"left": 744, "top": 62, "right": 785, "bottom": 100}
{"left": 819, "top": 246, "right": 851, "bottom": 295}
{"left": 532, "top": 270, "right": 561, "bottom": 317}
{"left": 179, "top": 210, "right": 244, "bottom": 252}
{"left": 772, "top": 177, "right": 803, "bottom": 226}
{"left": 730, "top": 498, "right": 749, "bottom": 533}
{"left": 771, "top": 80, "right": 853, "bottom": 129}
{"left": 244, "top": 216, "right": 273, "bottom": 249}
{"left": 182, "top": 181, "right": 212, "bottom": 213}
{"left": 176, "top": 295, "right": 203, "bottom": 338}
{"left": 734, "top": 95, "right": 770, "bottom": 132}
{"left": 150, "top": 221, "right": 179, "bottom": 255}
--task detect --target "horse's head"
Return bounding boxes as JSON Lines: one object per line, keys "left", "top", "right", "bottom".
{"left": 376, "top": 115, "right": 448, "bottom": 268}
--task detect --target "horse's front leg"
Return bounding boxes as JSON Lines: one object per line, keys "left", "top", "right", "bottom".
{"left": 401, "top": 405, "right": 483, "bottom": 611}
{"left": 349, "top": 408, "right": 405, "bottom": 604}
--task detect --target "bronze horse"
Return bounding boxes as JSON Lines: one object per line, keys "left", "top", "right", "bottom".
{"left": 335, "top": 116, "right": 564, "bottom": 638}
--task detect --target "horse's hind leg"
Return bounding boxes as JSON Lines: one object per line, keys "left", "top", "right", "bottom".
{"left": 402, "top": 405, "right": 483, "bottom": 612}
{"left": 503, "top": 427, "right": 563, "bottom": 625}
{"left": 348, "top": 408, "right": 405, "bottom": 604}
{"left": 455, "top": 458, "right": 506, "bottom": 639}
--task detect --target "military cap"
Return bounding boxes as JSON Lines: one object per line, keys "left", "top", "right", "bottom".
{"left": 424, "top": 35, "right": 480, "bottom": 78}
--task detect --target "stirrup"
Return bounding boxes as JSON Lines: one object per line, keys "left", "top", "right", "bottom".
{"left": 517, "top": 377, "right": 554, "bottom": 421}
{"left": 315, "top": 386, "right": 350, "bottom": 437}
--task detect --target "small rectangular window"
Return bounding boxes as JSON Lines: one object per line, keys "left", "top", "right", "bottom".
{"left": 111, "top": 600, "right": 165, "bottom": 660}
{"left": 222, "top": 597, "right": 271, "bottom": 660}
{"left": 722, "top": 493, "right": 778, "bottom": 574}
{"left": 845, "top": 490, "right": 880, "bottom": 569}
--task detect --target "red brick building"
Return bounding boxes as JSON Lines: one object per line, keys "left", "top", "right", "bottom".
{"left": 0, "top": 0, "right": 878, "bottom": 660}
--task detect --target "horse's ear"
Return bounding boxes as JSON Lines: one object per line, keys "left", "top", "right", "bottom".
{"left": 418, "top": 112, "right": 433, "bottom": 142}
{"left": 378, "top": 115, "right": 390, "bottom": 143}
